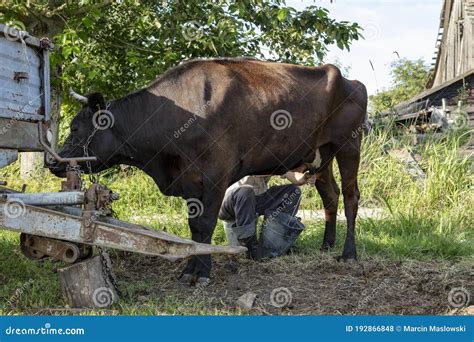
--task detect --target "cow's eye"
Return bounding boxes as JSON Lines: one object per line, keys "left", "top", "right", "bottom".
{"left": 71, "top": 126, "right": 78, "bottom": 132}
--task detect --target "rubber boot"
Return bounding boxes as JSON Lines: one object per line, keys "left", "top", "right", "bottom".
{"left": 238, "top": 235, "right": 262, "bottom": 261}
{"left": 223, "top": 220, "right": 261, "bottom": 260}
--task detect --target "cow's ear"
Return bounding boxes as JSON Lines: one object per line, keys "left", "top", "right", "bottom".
{"left": 87, "top": 92, "right": 106, "bottom": 111}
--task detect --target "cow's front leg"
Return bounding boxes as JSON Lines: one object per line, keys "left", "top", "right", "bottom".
{"left": 179, "top": 216, "right": 215, "bottom": 285}
{"left": 179, "top": 177, "right": 227, "bottom": 286}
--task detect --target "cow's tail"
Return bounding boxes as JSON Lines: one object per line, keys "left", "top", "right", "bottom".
{"left": 353, "top": 80, "right": 371, "bottom": 135}
{"left": 363, "top": 111, "right": 372, "bottom": 135}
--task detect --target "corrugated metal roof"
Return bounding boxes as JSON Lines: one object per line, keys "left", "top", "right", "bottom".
{"left": 383, "top": 68, "right": 474, "bottom": 117}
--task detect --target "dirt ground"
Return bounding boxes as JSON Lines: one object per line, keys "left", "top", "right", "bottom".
{"left": 115, "top": 252, "right": 474, "bottom": 315}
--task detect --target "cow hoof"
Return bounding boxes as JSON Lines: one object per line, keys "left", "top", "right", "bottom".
{"left": 320, "top": 243, "right": 334, "bottom": 252}
{"left": 196, "top": 277, "right": 210, "bottom": 287}
{"left": 336, "top": 255, "right": 357, "bottom": 263}
{"left": 179, "top": 273, "right": 195, "bottom": 286}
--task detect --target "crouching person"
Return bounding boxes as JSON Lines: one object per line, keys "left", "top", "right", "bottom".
{"left": 218, "top": 169, "right": 316, "bottom": 260}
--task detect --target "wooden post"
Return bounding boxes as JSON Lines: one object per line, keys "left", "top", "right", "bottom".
{"left": 57, "top": 255, "right": 118, "bottom": 309}
{"left": 20, "top": 152, "right": 44, "bottom": 179}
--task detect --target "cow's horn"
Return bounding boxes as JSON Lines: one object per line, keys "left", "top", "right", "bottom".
{"left": 69, "top": 89, "right": 88, "bottom": 104}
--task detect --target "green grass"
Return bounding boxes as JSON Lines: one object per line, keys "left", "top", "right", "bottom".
{"left": 0, "top": 128, "right": 472, "bottom": 314}
{"left": 0, "top": 230, "right": 62, "bottom": 314}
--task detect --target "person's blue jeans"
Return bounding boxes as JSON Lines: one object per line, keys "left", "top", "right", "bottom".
{"left": 218, "top": 184, "right": 302, "bottom": 244}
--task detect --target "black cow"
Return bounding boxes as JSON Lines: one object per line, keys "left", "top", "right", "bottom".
{"left": 50, "top": 58, "right": 367, "bottom": 284}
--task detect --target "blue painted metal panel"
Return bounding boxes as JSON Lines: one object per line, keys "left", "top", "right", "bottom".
{"left": 0, "top": 24, "right": 51, "bottom": 151}
{"left": 0, "top": 35, "right": 43, "bottom": 118}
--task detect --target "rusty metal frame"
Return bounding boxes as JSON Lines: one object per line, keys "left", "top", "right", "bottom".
{"left": 38, "top": 123, "right": 97, "bottom": 163}
{"left": 0, "top": 199, "right": 246, "bottom": 261}
{"left": 40, "top": 38, "right": 52, "bottom": 122}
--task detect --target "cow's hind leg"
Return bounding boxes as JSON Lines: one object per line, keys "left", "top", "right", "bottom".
{"left": 335, "top": 144, "right": 360, "bottom": 261}
{"left": 315, "top": 160, "right": 340, "bottom": 251}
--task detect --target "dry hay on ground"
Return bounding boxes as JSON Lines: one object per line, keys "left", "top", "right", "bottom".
{"left": 116, "top": 252, "right": 473, "bottom": 315}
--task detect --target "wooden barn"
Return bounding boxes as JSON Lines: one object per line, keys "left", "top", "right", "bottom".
{"left": 389, "top": 0, "right": 474, "bottom": 129}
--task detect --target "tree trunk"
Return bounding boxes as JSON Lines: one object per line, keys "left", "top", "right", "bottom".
{"left": 58, "top": 255, "right": 118, "bottom": 309}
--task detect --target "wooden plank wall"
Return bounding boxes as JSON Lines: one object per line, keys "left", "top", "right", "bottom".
{"left": 391, "top": 73, "right": 474, "bottom": 126}
{"left": 431, "top": 0, "right": 474, "bottom": 87}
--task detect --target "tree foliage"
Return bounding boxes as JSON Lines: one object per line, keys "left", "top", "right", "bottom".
{"left": 370, "top": 58, "right": 430, "bottom": 114}
{"left": 1, "top": 0, "right": 361, "bottom": 104}
{"left": 1, "top": 0, "right": 363, "bottom": 149}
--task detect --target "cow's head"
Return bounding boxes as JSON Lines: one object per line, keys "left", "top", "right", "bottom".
{"left": 49, "top": 91, "right": 121, "bottom": 177}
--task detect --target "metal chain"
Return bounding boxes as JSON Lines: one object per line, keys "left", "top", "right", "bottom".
{"left": 82, "top": 100, "right": 115, "bottom": 184}
{"left": 81, "top": 104, "right": 123, "bottom": 297}
{"left": 97, "top": 193, "right": 120, "bottom": 295}
{"left": 97, "top": 246, "right": 123, "bottom": 298}
{"left": 83, "top": 100, "right": 112, "bottom": 183}
{"left": 83, "top": 127, "right": 99, "bottom": 184}
{"left": 95, "top": 204, "right": 123, "bottom": 297}
{"left": 65, "top": 163, "right": 85, "bottom": 191}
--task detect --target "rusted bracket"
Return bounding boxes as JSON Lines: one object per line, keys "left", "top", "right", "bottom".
{"left": 13, "top": 71, "right": 28, "bottom": 82}
{"left": 39, "top": 37, "right": 53, "bottom": 50}
{"left": 20, "top": 233, "right": 92, "bottom": 263}
{"left": 81, "top": 183, "right": 118, "bottom": 243}
{"left": 82, "top": 185, "right": 98, "bottom": 243}
{"left": 61, "top": 163, "right": 82, "bottom": 191}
